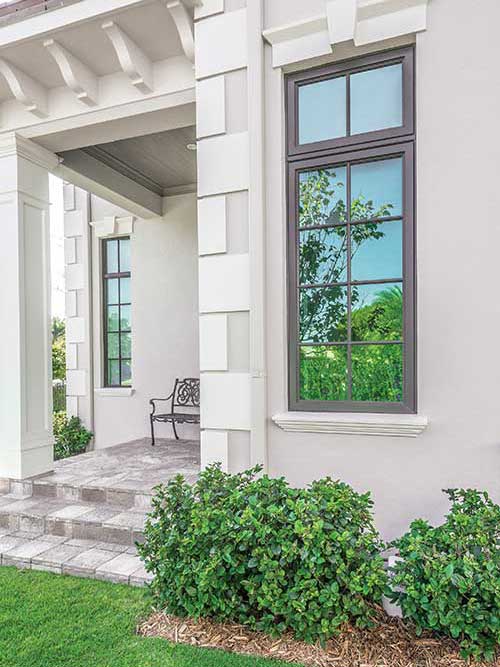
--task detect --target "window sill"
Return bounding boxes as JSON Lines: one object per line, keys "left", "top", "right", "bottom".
{"left": 272, "top": 411, "right": 428, "bottom": 438}
{"left": 94, "top": 388, "right": 135, "bottom": 397}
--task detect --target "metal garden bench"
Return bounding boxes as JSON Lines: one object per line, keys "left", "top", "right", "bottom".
{"left": 149, "top": 377, "right": 200, "bottom": 445}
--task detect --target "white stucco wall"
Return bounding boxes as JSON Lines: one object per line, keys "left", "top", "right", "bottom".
{"left": 264, "top": 0, "right": 500, "bottom": 539}
{"left": 89, "top": 193, "right": 200, "bottom": 449}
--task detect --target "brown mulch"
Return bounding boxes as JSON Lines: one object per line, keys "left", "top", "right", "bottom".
{"left": 137, "top": 609, "right": 500, "bottom": 667}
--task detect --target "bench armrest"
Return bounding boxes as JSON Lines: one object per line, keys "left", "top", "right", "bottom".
{"left": 149, "top": 393, "right": 173, "bottom": 415}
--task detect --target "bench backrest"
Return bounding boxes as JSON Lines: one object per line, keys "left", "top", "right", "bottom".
{"left": 172, "top": 378, "right": 200, "bottom": 413}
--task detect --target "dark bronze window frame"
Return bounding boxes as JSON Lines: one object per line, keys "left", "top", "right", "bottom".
{"left": 102, "top": 237, "right": 132, "bottom": 388}
{"left": 286, "top": 46, "right": 416, "bottom": 414}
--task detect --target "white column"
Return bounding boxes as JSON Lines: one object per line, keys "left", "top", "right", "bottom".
{"left": 0, "top": 134, "right": 58, "bottom": 480}
{"left": 195, "top": 2, "right": 268, "bottom": 472}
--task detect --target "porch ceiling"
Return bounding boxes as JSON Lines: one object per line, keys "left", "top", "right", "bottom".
{"left": 80, "top": 125, "right": 197, "bottom": 197}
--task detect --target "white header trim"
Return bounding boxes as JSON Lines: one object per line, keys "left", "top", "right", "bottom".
{"left": 272, "top": 411, "right": 429, "bottom": 437}
{"left": 90, "top": 215, "right": 135, "bottom": 239}
{"left": 264, "top": 0, "right": 429, "bottom": 68}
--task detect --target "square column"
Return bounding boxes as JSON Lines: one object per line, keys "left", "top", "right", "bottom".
{"left": 0, "top": 134, "right": 59, "bottom": 480}
{"left": 195, "top": 2, "right": 267, "bottom": 472}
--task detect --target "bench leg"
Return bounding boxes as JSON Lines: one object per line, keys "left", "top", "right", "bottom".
{"left": 150, "top": 415, "right": 156, "bottom": 446}
{"left": 172, "top": 420, "right": 179, "bottom": 440}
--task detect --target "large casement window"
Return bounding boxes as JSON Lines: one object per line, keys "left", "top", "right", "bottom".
{"left": 102, "top": 237, "right": 132, "bottom": 387}
{"left": 286, "top": 47, "right": 415, "bottom": 413}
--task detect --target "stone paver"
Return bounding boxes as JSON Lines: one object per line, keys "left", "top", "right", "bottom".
{"left": 2, "top": 539, "right": 57, "bottom": 568}
{"left": 0, "top": 437, "right": 198, "bottom": 587}
{"left": 95, "top": 552, "right": 142, "bottom": 583}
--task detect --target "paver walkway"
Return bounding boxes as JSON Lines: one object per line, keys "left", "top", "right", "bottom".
{"left": 0, "top": 438, "right": 200, "bottom": 585}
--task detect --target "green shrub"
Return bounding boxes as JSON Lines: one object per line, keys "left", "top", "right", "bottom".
{"left": 53, "top": 411, "right": 93, "bottom": 460}
{"left": 138, "top": 465, "right": 387, "bottom": 642}
{"left": 388, "top": 489, "right": 500, "bottom": 661}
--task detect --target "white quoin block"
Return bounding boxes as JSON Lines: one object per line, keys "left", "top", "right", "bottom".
{"left": 198, "top": 195, "right": 227, "bottom": 255}
{"left": 200, "top": 373, "right": 251, "bottom": 430}
{"left": 194, "top": 0, "right": 224, "bottom": 20}
{"left": 64, "top": 237, "right": 77, "bottom": 264}
{"left": 199, "top": 253, "right": 250, "bottom": 313}
{"left": 197, "top": 132, "right": 249, "bottom": 197}
{"left": 196, "top": 76, "right": 226, "bottom": 139}
{"left": 66, "top": 343, "right": 78, "bottom": 370}
{"left": 65, "top": 263, "right": 85, "bottom": 291}
{"left": 201, "top": 430, "right": 229, "bottom": 471}
{"left": 195, "top": 9, "right": 248, "bottom": 79}
{"left": 199, "top": 314, "right": 228, "bottom": 371}
{"left": 66, "top": 370, "right": 86, "bottom": 397}
{"left": 65, "top": 290, "right": 77, "bottom": 318}
{"left": 64, "top": 210, "right": 85, "bottom": 237}
{"left": 66, "top": 317, "right": 86, "bottom": 344}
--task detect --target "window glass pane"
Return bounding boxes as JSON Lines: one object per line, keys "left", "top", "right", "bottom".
{"left": 119, "top": 238, "right": 131, "bottom": 273}
{"left": 106, "top": 278, "right": 119, "bottom": 305}
{"left": 351, "top": 158, "right": 402, "bottom": 220}
{"left": 120, "top": 332, "right": 131, "bottom": 358}
{"left": 300, "top": 345, "right": 348, "bottom": 401}
{"left": 351, "top": 221, "right": 402, "bottom": 282}
{"left": 107, "top": 306, "right": 119, "bottom": 333}
{"left": 107, "top": 333, "right": 120, "bottom": 358}
{"left": 300, "top": 286, "right": 348, "bottom": 343}
{"left": 350, "top": 64, "right": 403, "bottom": 135}
{"left": 105, "top": 239, "right": 119, "bottom": 274}
{"left": 108, "top": 359, "right": 120, "bottom": 386}
{"left": 121, "top": 360, "right": 132, "bottom": 387}
{"left": 120, "top": 305, "right": 131, "bottom": 331}
{"left": 351, "top": 283, "right": 403, "bottom": 342}
{"left": 299, "top": 228, "right": 347, "bottom": 286}
{"left": 120, "top": 277, "right": 131, "bottom": 303}
{"left": 298, "top": 76, "right": 347, "bottom": 144}
{"left": 299, "top": 167, "right": 346, "bottom": 228}
{"left": 351, "top": 344, "right": 403, "bottom": 402}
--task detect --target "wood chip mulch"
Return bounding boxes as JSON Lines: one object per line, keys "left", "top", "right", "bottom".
{"left": 137, "top": 608, "right": 499, "bottom": 667}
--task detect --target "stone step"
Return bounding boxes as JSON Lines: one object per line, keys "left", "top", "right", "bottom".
{"left": 0, "top": 529, "right": 152, "bottom": 586}
{"left": 1, "top": 477, "right": 153, "bottom": 511}
{"left": 0, "top": 495, "right": 147, "bottom": 547}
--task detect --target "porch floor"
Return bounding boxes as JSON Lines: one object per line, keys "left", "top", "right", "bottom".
{"left": 39, "top": 437, "right": 200, "bottom": 499}
{"left": 0, "top": 438, "right": 200, "bottom": 586}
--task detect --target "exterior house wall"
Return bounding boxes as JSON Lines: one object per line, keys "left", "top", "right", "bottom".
{"left": 65, "top": 190, "right": 200, "bottom": 449}
{"left": 263, "top": 0, "right": 500, "bottom": 539}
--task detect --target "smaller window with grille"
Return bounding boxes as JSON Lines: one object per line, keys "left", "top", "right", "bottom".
{"left": 102, "top": 237, "right": 132, "bottom": 388}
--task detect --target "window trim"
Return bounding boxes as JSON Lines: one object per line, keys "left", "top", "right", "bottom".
{"left": 102, "top": 236, "right": 132, "bottom": 389}
{"left": 286, "top": 47, "right": 416, "bottom": 415}
{"left": 286, "top": 46, "right": 414, "bottom": 159}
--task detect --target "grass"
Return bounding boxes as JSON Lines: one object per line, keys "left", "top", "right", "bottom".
{"left": 0, "top": 567, "right": 294, "bottom": 667}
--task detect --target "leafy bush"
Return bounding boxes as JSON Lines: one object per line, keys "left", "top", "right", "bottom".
{"left": 139, "top": 465, "right": 387, "bottom": 642}
{"left": 53, "top": 411, "right": 93, "bottom": 460}
{"left": 388, "top": 489, "right": 500, "bottom": 660}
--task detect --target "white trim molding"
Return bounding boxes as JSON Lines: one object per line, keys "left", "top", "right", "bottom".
{"left": 94, "top": 387, "right": 135, "bottom": 397}
{"left": 272, "top": 411, "right": 429, "bottom": 438}
{"left": 90, "top": 215, "right": 135, "bottom": 239}
{"left": 263, "top": 0, "right": 430, "bottom": 68}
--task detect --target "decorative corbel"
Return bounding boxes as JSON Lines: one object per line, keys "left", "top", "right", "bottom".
{"left": 165, "top": 0, "right": 195, "bottom": 63}
{"left": 102, "top": 21, "right": 153, "bottom": 94}
{"left": 43, "top": 39, "right": 99, "bottom": 106}
{"left": 0, "top": 59, "right": 48, "bottom": 117}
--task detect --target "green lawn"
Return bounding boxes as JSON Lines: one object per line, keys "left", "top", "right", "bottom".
{"left": 0, "top": 568, "right": 295, "bottom": 667}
